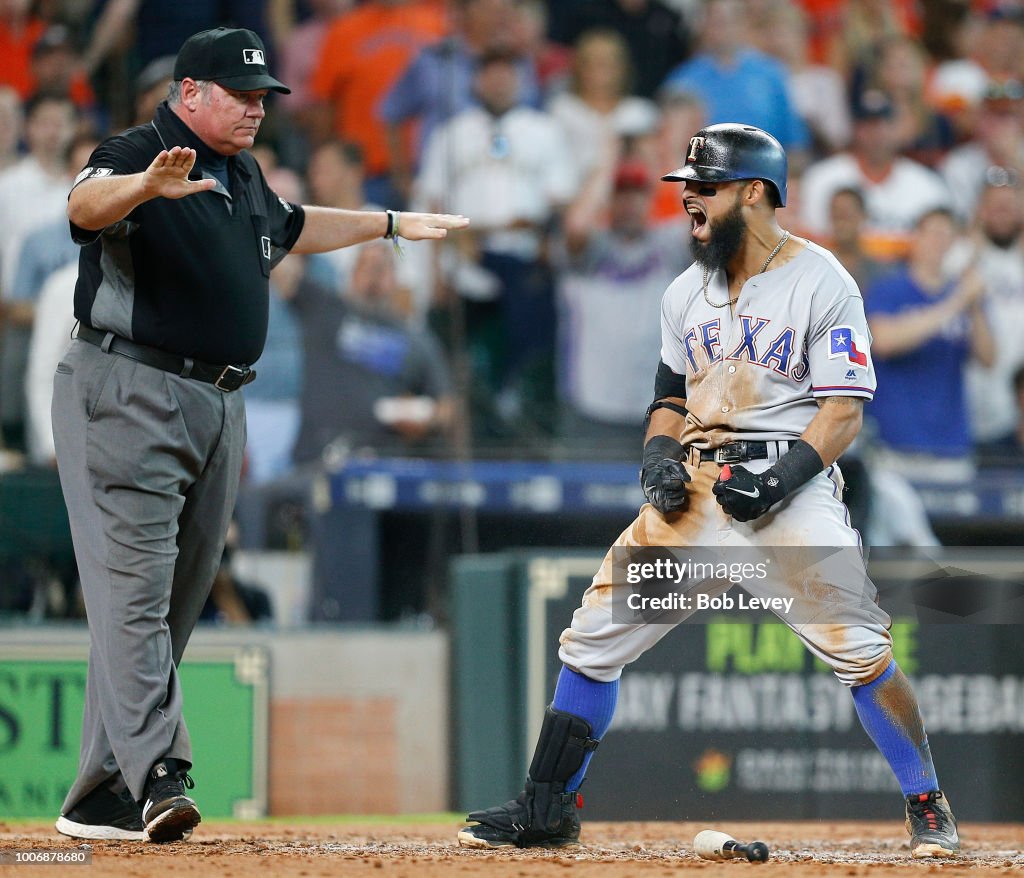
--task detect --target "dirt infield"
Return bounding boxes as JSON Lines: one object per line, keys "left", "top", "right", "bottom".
{"left": 2, "top": 819, "right": 1023, "bottom": 876}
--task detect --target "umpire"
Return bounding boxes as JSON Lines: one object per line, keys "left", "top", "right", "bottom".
{"left": 53, "top": 27, "right": 467, "bottom": 844}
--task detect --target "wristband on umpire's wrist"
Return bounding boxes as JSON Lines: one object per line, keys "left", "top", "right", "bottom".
{"left": 761, "top": 439, "right": 825, "bottom": 502}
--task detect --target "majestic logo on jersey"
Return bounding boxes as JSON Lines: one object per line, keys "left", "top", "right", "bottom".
{"left": 682, "top": 316, "right": 803, "bottom": 379}
{"left": 828, "top": 326, "right": 869, "bottom": 368}
{"left": 243, "top": 49, "right": 265, "bottom": 65}
{"left": 687, "top": 136, "right": 706, "bottom": 161}
{"left": 261, "top": 236, "right": 271, "bottom": 259}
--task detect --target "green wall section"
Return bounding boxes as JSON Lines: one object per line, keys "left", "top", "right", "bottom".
{"left": 0, "top": 655, "right": 265, "bottom": 818}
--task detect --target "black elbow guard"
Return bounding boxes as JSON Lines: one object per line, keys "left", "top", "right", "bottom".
{"left": 654, "top": 360, "right": 687, "bottom": 402}
{"left": 644, "top": 361, "right": 688, "bottom": 426}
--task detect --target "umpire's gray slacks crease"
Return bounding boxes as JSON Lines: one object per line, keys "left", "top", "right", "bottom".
{"left": 52, "top": 339, "right": 245, "bottom": 810}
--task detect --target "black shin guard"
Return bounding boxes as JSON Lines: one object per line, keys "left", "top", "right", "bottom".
{"left": 464, "top": 706, "right": 599, "bottom": 846}
{"left": 525, "top": 707, "right": 599, "bottom": 833}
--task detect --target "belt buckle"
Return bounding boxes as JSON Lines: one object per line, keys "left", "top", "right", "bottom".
{"left": 214, "top": 364, "right": 248, "bottom": 392}
{"left": 714, "top": 442, "right": 746, "bottom": 464}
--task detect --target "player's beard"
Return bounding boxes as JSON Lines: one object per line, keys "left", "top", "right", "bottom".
{"left": 691, "top": 197, "right": 747, "bottom": 273}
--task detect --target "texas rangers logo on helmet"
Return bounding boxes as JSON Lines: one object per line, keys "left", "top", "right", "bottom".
{"left": 687, "top": 136, "right": 706, "bottom": 162}
{"left": 243, "top": 49, "right": 265, "bottom": 65}
{"left": 828, "top": 326, "right": 869, "bottom": 368}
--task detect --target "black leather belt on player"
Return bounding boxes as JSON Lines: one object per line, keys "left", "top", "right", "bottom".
{"left": 76, "top": 324, "right": 256, "bottom": 392}
{"left": 697, "top": 441, "right": 773, "bottom": 464}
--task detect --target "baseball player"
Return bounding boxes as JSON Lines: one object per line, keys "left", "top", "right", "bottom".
{"left": 458, "top": 124, "right": 958, "bottom": 859}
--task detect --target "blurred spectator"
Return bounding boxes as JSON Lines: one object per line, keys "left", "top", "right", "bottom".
{"left": 0, "top": 86, "right": 22, "bottom": 173}
{"left": 839, "top": 453, "right": 940, "bottom": 548}
{"left": 276, "top": 0, "right": 353, "bottom": 117}
{"left": 5, "top": 132, "right": 97, "bottom": 457}
{"left": 25, "top": 262, "right": 77, "bottom": 467}
{"left": 200, "top": 527, "right": 273, "bottom": 625}
{"left": 867, "top": 35, "right": 954, "bottom": 167}
{"left": 919, "top": 0, "right": 973, "bottom": 64}
{"left": 414, "top": 50, "right": 576, "bottom": 415}
{"left": 650, "top": 89, "right": 704, "bottom": 224}
{"left": 29, "top": 25, "right": 95, "bottom": 110}
{"left": 548, "top": 0, "right": 689, "bottom": 99}
{"left": 762, "top": 1, "right": 851, "bottom": 155}
{"left": 0, "top": 0, "right": 45, "bottom": 99}
{"left": 801, "top": 90, "right": 951, "bottom": 259}
{"left": 0, "top": 93, "right": 75, "bottom": 448}
{"left": 963, "top": 173, "right": 1024, "bottom": 444}
{"left": 977, "top": 364, "right": 1024, "bottom": 465}
{"left": 307, "top": 0, "right": 445, "bottom": 207}
{"left": 307, "top": 141, "right": 376, "bottom": 279}
{"left": 941, "top": 80, "right": 1024, "bottom": 222}
{"left": 547, "top": 29, "right": 659, "bottom": 181}
{"left": 826, "top": 187, "right": 885, "bottom": 294}
{"left": 928, "top": 56, "right": 991, "bottom": 145}
{"left": 80, "top": 0, "right": 269, "bottom": 78}
{"left": 288, "top": 240, "right": 454, "bottom": 463}
{"left": 825, "top": 0, "right": 916, "bottom": 80}
{"left": 660, "top": 0, "right": 809, "bottom": 152}
{"left": 970, "top": 7, "right": 1024, "bottom": 83}
{"left": 0, "top": 93, "right": 76, "bottom": 292}
{"left": 380, "top": 0, "right": 539, "bottom": 201}
{"left": 866, "top": 208, "right": 994, "bottom": 482}
{"left": 305, "top": 139, "right": 430, "bottom": 316}
{"left": 243, "top": 166, "right": 307, "bottom": 486}
{"left": 512, "top": 0, "right": 571, "bottom": 95}
{"left": 10, "top": 133, "right": 97, "bottom": 306}
{"left": 131, "top": 54, "right": 175, "bottom": 125}
{"left": 557, "top": 153, "right": 689, "bottom": 456}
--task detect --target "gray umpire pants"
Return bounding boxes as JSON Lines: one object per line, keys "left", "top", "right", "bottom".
{"left": 53, "top": 338, "right": 246, "bottom": 810}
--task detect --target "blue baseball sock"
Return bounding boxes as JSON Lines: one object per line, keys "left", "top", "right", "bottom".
{"left": 851, "top": 660, "right": 938, "bottom": 797}
{"left": 552, "top": 666, "right": 619, "bottom": 791}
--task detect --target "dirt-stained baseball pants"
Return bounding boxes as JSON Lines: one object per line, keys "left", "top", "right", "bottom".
{"left": 558, "top": 446, "right": 894, "bottom": 687}
{"left": 53, "top": 337, "right": 245, "bottom": 810}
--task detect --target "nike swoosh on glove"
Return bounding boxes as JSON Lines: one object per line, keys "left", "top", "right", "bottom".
{"left": 712, "top": 464, "right": 786, "bottom": 522}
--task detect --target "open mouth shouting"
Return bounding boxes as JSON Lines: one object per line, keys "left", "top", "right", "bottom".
{"left": 686, "top": 201, "right": 709, "bottom": 240}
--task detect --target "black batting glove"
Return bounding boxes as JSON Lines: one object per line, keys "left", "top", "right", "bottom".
{"left": 712, "top": 464, "right": 787, "bottom": 522}
{"left": 640, "top": 435, "right": 691, "bottom": 514}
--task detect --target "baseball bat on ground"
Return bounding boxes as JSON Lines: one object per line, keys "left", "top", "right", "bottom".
{"left": 694, "top": 829, "right": 770, "bottom": 862}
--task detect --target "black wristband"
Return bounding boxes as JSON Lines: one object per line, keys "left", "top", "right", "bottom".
{"left": 763, "top": 439, "right": 824, "bottom": 500}
{"left": 642, "top": 435, "right": 685, "bottom": 469}
{"left": 384, "top": 209, "right": 396, "bottom": 239}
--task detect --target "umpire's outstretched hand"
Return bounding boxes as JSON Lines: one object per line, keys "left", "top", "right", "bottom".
{"left": 142, "top": 146, "right": 217, "bottom": 199}
{"left": 391, "top": 212, "right": 470, "bottom": 240}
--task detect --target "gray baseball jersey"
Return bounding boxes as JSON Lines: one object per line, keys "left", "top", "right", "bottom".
{"left": 660, "top": 240, "right": 876, "bottom": 448}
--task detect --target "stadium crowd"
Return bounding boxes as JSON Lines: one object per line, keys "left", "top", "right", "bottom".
{"left": 2, "top": 0, "right": 1024, "bottom": 576}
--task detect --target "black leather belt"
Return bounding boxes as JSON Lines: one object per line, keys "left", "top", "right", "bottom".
{"left": 76, "top": 325, "right": 256, "bottom": 392}
{"left": 697, "top": 441, "right": 774, "bottom": 463}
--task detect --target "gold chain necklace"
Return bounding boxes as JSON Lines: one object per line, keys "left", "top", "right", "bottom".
{"left": 702, "top": 231, "right": 791, "bottom": 309}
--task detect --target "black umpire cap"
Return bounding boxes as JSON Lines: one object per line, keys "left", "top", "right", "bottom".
{"left": 174, "top": 27, "right": 290, "bottom": 94}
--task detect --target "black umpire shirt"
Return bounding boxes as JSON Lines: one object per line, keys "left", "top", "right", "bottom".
{"left": 70, "top": 101, "right": 306, "bottom": 366}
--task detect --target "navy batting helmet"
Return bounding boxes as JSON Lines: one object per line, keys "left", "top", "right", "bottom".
{"left": 661, "top": 123, "right": 788, "bottom": 207}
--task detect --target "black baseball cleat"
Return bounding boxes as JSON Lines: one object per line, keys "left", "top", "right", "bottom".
{"left": 141, "top": 759, "right": 201, "bottom": 843}
{"left": 55, "top": 784, "right": 146, "bottom": 841}
{"left": 906, "top": 789, "right": 960, "bottom": 858}
{"left": 458, "top": 784, "right": 583, "bottom": 849}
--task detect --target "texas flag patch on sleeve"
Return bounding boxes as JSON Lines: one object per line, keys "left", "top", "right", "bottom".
{"left": 828, "top": 325, "right": 869, "bottom": 368}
